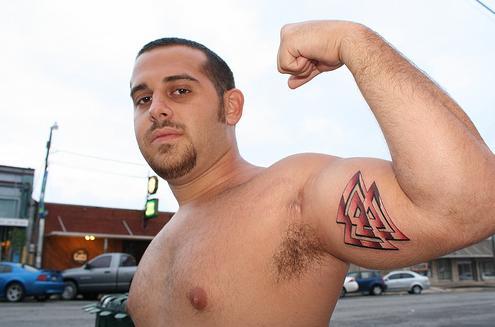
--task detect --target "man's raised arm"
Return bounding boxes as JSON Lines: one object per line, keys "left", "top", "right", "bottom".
{"left": 277, "top": 20, "right": 495, "bottom": 268}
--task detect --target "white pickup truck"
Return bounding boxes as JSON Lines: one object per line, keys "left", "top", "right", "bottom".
{"left": 61, "top": 252, "right": 137, "bottom": 300}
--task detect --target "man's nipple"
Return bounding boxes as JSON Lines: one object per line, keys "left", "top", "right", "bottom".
{"left": 188, "top": 287, "right": 208, "bottom": 311}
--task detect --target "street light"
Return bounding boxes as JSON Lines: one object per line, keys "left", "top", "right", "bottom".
{"left": 34, "top": 122, "right": 58, "bottom": 268}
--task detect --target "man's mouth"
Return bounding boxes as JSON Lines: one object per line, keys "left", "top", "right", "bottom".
{"left": 150, "top": 128, "right": 183, "bottom": 144}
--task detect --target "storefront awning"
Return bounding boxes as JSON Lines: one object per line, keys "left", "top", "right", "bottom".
{"left": 441, "top": 238, "right": 494, "bottom": 258}
{"left": 46, "top": 231, "right": 155, "bottom": 240}
{"left": 0, "top": 217, "right": 28, "bottom": 227}
{"left": 44, "top": 202, "right": 174, "bottom": 241}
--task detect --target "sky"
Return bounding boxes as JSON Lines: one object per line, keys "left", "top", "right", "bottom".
{"left": 1, "top": 0, "right": 494, "bottom": 213}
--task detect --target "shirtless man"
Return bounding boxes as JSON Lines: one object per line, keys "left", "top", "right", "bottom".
{"left": 127, "top": 20, "right": 495, "bottom": 326}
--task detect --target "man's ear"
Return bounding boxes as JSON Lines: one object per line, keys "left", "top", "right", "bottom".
{"left": 223, "top": 89, "right": 244, "bottom": 125}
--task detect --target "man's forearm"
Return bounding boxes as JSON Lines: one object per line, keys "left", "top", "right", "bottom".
{"left": 341, "top": 26, "right": 484, "bottom": 143}
{"left": 339, "top": 25, "right": 494, "bottom": 217}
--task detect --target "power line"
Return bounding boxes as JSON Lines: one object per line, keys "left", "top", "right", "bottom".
{"left": 52, "top": 150, "right": 146, "bottom": 167}
{"left": 474, "top": 0, "right": 495, "bottom": 15}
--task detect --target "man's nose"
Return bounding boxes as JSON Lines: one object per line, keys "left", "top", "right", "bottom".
{"left": 148, "top": 95, "right": 173, "bottom": 121}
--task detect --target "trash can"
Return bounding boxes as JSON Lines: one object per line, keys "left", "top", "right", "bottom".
{"left": 83, "top": 294, "right": 134, "bottom": 327}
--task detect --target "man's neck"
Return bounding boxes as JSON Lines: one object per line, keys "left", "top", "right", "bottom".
{"left": 168, "top": 147, "right": 262, "bottom": 206}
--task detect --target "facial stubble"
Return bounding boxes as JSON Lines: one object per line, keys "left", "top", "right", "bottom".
{"left": 140, "top": 102, "right": 224, "bottom": 180}
{"left": 145, "top": 141, "right": 198, "bottom": 180}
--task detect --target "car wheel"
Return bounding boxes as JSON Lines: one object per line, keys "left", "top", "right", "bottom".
{"left": 411, "top": 285, "right": 422, "bottom": 295}
{"left": 340, "top": 288, "right": 347, "bottom": 298}
{"left": 370, "top": 285, "right": 383, "bottom": 296}
{"left": 62, "top": 281, "right": 78, "bottom": 300}
{"left": 6, "top": 282, "right": 24, "bottom": 302}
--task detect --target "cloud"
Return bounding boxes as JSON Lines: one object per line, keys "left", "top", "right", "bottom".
{"left": 1, "top": 0, "right": 493, "bottom": 211}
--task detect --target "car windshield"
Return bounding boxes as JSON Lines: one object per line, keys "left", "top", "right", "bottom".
{"left": 22, "top": 265, "right": 39, "bottom": 272}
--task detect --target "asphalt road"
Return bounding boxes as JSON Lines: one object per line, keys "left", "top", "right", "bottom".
{"left": 0, "top": 299, "right": 95, "bottom": 327}
{"left": 0, "top": 290, "right": 494, "bottom": 326}
{"left": 331, "top": 289, "right": 495, "bottom": 326}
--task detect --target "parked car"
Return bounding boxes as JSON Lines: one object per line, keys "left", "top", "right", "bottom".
{"left": 347, "top": 270, "right": 387, "bottom": 295}
{"left": 383, "top": 270, "right": 431, "bottom": 294}
{"left": 341, "top": 276, "right": 359, "bottom": 297}
{"left": 62, "top": 252, "right": 137, "bottom": 300}
{"left": 0, "top": 262, "right": 64, "bottom": 302}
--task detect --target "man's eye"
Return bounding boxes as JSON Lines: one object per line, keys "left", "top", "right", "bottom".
{"left": 173, "top": 88, "right": 191, "bottom": 95}
{"left": 136, "top": 96, "right": 152, "bottom": 105}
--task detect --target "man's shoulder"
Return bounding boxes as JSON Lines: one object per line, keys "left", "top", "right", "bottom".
{"left": 257, "top": 153, "right": 341, "bottom": 189}
{"left": 268, "top": 153, "right": 340, "bottom": 172}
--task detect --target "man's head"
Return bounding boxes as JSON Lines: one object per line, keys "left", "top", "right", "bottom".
{"left": 131, "top": 38, "right": 244, "bottom": 182}
{"left": 138, "top": 38, "right": 235, "bottom": 122}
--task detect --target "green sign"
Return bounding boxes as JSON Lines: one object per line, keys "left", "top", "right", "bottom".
{"left": 144, "top": 198, "right": 159, "bottom": 219}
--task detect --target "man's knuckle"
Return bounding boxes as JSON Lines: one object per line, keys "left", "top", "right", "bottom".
{"left": 280, "top": 23, "right": 295, "bottom": 37}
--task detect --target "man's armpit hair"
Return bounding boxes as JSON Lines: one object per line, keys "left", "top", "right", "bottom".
{"left": 273, "top": 223, "right": 326, "bottom": 282}
{"left": 336, "top": 171, "right": 409, "bottom": 250}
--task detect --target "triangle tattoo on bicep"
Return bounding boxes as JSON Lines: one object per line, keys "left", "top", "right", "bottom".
{"left": 336, "top": 171, "right": 410, "bottom": 250}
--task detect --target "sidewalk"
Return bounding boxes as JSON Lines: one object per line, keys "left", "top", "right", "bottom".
{"left": 424, "top": 282, "right": 495, "bottom": 294}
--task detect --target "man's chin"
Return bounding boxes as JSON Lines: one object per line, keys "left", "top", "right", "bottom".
{"left": 153, "top": 164, "right": 195, "bottom": 180}
{"left": 145, "top": 152, "right": 197, "bottom": 181}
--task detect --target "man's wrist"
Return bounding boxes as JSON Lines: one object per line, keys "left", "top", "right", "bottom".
{"left": 338, "top": 23, "right": 376, "bottom": 69}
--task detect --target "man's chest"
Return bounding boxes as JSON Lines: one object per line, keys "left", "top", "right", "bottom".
{"left": 141, "top": 199, "right": 290, "bottom": 310}
{"left": 129, "top": 180, "right": 341, "bottom": 325}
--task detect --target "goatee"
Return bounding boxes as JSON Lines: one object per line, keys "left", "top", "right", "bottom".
{"left": 149, "top": 143, "right": 197, "bottom": 180}
{"left": 142, "top": 120, "right": 197, "bottom": 180}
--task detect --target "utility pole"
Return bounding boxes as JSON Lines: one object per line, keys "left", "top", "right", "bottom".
{"left": 34, "top": 122, "right": 58, "bottom": 268}
{"left": 492, "top": 234, "right": 495, "bottom": 271}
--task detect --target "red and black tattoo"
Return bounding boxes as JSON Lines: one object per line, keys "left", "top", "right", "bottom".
{"left": 336, "top": 171, "right": 409, "bottom": 250}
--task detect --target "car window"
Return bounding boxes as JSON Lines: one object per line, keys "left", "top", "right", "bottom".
{"left": 401, "top": 273, "right": 415, "bottom": 279}
{"left": 0, "top": 264, "right": 13, "bottom": 273}
{"left": 361, "top": 271, "right": 372, "bottom": 279}
{"left": 89, "top": 255, "right": 111, "bottom": 268}
{"left": 119, "top": 255, "right": 136, "bottom": 267}
{"left": 388, "top": 274, "right": 401, "bottom": 280}
{"left": 23, "top": 265, "right": 39, "bottom": 272}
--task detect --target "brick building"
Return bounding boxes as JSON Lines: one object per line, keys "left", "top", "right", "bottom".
{"left": 39, "top": 202, "right": 173, "bottom": 270}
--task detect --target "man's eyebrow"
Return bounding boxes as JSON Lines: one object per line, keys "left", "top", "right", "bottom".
{"left": 130, "top": 74, "right": 199, "bottom": 98}
{"left": 130, "top": 83, "right": 149, "bottom": 98}
{"left": 163, "top": 74, "right": 199, "bottom": 83}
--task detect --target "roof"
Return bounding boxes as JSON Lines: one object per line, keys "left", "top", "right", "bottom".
{"left": 441, "top": 238, "right": 494, "bottom": 258}
{"left": 0, "top": 165, "right": 35, "bottom": 175}
{"left": 44, "top": 202, "right": 174, "bottom": 240}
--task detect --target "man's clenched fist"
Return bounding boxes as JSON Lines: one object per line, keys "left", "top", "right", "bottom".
{"left": 277, "top": 20, "right": 360, "bottom": 89}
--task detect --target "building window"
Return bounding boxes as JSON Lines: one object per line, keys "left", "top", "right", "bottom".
{"left": 481, "top": 260, "right": 495, "bottom": 280}
{"left": 457, "top": 260, "right": 474, "bottom": 280}
{"left": 0, "top": 198, "right": 19, "bottom": 217}
{"left": 437, "top": 259, "right": 452, "bottom": 280}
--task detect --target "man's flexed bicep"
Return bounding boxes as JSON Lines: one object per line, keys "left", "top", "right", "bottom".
{"left": 303, "top": 157, "right": 481, "bottom": 270}
{"left": 280, "top": 20, "right": 495, "bottom": 268}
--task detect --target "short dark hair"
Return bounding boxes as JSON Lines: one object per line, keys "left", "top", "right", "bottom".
{"left": 137, "top": 38, "right": 235, "bottom": 100}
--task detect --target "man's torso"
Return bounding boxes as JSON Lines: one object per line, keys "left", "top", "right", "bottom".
{"left": 129, "top": 155, "right": 348, "bottom": 326}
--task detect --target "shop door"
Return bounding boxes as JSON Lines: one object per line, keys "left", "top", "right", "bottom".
{"left": 122, "top": 240, "right": 150, "bottom": 263}
{"left": 458, "top": 261, "right": 474, "bottom": 280}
